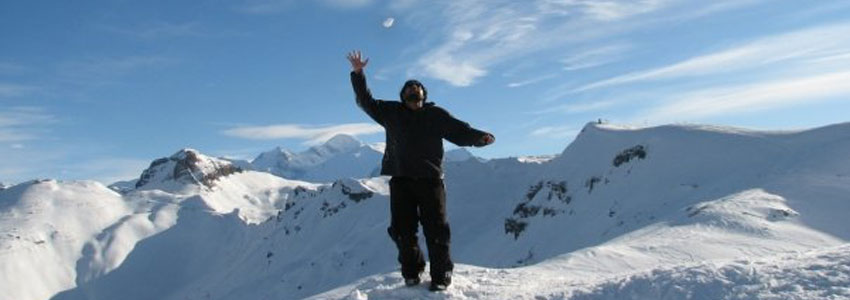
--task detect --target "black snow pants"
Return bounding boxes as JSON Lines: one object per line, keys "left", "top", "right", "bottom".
{"left": 387, "top": 176, "right": 454, "bottom": 280}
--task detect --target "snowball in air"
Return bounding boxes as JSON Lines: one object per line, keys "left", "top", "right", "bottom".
{"left": 382, "top": 18, "right": 395, "bottom": 28}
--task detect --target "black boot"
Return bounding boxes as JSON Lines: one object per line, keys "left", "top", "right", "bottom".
{"left": 429, "top": 271, "right": 452, "bottom": 291}
{"left": 404, "top": 276, "right": 421, "bottom": 286}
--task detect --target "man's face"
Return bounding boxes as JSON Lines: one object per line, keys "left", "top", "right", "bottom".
{"left": 403, "top": 85, "right": 425, "bottom": 103}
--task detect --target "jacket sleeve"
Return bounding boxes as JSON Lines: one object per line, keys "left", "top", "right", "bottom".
{"left": 439, "top": 108, "right": 490, "bottom": 147}
{"left": 351, "top": 71, "right": 387, "bottom": 126}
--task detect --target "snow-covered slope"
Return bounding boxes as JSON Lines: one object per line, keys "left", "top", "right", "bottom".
{"left": 0, "top": 180, "right": 131, "bottom": 300}
{"left": 315, "top": 244, "right": 850, "bottom": 299}
{"left": 2, "top": 122, "right": 849, "bottom": 300}
{"left": 313, "top": 122, "right": 850, "bottom": 299}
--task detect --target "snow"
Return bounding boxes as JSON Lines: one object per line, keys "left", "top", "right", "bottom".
{"left": 251, "top": 134, "right": 383, "bottom": 182}
{"left": 568, "top": 244, "right": 850, "bottom": 300}
{"left": 316, "top": 244, "right": 850, "bottom": 300}
{"left": 516, "top": 155, "right": 557, "bottom": 164}
{"left": 250, "top": 135, "right": 485, "bottom": 182}
{"left": 382, "top": 18, "right": 394, "bottom": 28}
{"left": 2, "top": 121, "right": 850, "bottom": 300}
{"left": 134, "top": 148, "right": 242, "bottom": 193}
{"left": 0, "top": 180, "right": 130, "bottom": 300}
{"left": 107, "top": 178, "right": 138, "bottom": 193}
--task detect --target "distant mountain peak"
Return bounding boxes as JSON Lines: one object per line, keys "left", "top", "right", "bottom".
{"left": 135, "top": 148, "right": 243, "bottom": 190}
{"left": 444, "top": 148, "right": 480, "bottom": 162}
{"left": 252, "top": 134, "right": 383, "bottom": 181}
{"left": 310, "top": 134, "right": 363, "bottom": 157}
{"left": 324, "top": 134, "right": 362, "bottom": 149}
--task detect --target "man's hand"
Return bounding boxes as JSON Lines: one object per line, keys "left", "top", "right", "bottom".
{"left": 347, "top": 50, "right": 369, "bottom": 73}
{"left": 477, "top": 133, "right": 495, "bottom": 147}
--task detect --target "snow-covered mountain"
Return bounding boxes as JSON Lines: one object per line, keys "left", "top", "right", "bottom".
{"left": 2, "top": 122, "right": 849, "bottom": 300}
{"left": 133, "top": 148, "right": 244, "bottom": 192}
{"left": 250, "top": 134, "right": 486, "bottom": 182}
{"left": 444, "top": 148, "right": 482, "bottom": 163}
{"left": 251, "top": 134, "right": 385, "bottom": 182}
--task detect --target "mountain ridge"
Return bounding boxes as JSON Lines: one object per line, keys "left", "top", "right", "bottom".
{"left": 1, "top": 121, "right": 848, "bottom": 299}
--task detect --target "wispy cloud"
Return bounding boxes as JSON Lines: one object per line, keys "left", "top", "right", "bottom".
{"left": 531, "top": 99, "right": 619, "bottom": 115}
{"left": 420, "top": 54, "right": 487, "bottom": 87}
{"left": 222, "top": 123, "right": 384, "bottom": 145}
{"left": 0, "top": 62, "right": 31, "bottom": 74}
{"left": 0, "top": 107, "right": 56, "bottom": 142}
{"left": 572, "top": 22, "right": 850, "bottom": 93}
{"left": 237, "top": 0, "right": 374, "bottom": 14}
{"left": 507, "top": 73, "right": 557, "bottom": 88}
{"left": 0, "top": 83, "right": 40, "bottom": 98}
{"left": 530, "top": 125, "right": 580, "bottom": 140}
{"left": 237, "top": 0, "right": 296, "bottom": 14}
{"left": 404, "top": 0, "right": 743, "bottom": 87}
{"left": 388, "top": 0, "right": 419, "bottom": 11}
{"left": 539, "top": 0, "right": 670, "bottom": 21}
{"left": 57, "top": 56, "right": 171, "bottom": 86}
{"left": 642, "top": 71, "right": 850, "bottom": 121}
{"left": 322, "top": 0, "right": 374, "bottom": 9}
{"left": 561, "top": 44, "right": 632, "bottom": 71}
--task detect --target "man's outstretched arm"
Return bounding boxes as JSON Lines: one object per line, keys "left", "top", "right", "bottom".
{"left": 347, "top": 50, "right": 385, "bottom": 126}
{"left": 440, "top": 108, "right": 495, "bottom": 147}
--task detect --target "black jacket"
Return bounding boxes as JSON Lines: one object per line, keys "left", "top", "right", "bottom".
{"left": 351, "top": 71, "right": 490, "bottom": 178}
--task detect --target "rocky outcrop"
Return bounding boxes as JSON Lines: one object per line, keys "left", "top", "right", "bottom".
{"left": 135, "top": 149, "right": 243, "bottom": 189}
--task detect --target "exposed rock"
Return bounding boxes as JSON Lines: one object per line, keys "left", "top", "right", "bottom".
{"left": 135, "top": 149, "right": 243, "bottom": 189}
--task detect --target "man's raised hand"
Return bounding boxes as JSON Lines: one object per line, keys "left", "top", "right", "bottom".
{"left": 347, "top": 50, "right": 369, "bottom": 73}
{"left": 477, "top": 133, "right": 495, "bottom": 147}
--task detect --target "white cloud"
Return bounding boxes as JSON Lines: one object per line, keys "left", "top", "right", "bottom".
{"left": 572, "top": 22, "right": 850, "bottom": 93}
{"left": 643, "top": 71, "right": 850, "bottom": 121}
{"left": 530, "top": 125, "right": 579, "bottom": 140}
{"left": 561, "top": 44, "right": 632, "bottom": 71}
{"left": 404, "top": 0, "right": 743, "bottom": 87}
{"left": 532, "top": 99, "right": 619, "bottom": 115}
{"left": 806, "top": 52, "right": 850, "bottom": 64}
{"left": 421, "top": 56, "right": 487, "bottom": 87}
{"left": 507, "top": 73, "right": 557, "bottom": 88}
{"left": 222, "top": 123, "right": 384, "bottom": 145}
{"left": 576, "top": 0, "right": 669, "bottom": 21}
{"left": 382, "top": 18, "right": 395, "bottom": 28}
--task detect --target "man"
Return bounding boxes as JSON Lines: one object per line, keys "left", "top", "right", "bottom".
{"left": 347, "top": 50, "right": 495, "bottom": 291}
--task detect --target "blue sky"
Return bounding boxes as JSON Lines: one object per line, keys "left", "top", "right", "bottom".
{"left": 2, "top": 0, "right": 850, "bottom": 184}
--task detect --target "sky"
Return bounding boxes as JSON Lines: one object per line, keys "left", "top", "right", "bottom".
{"left": 2, "top": 0, "right": 850, "bottom": 184}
